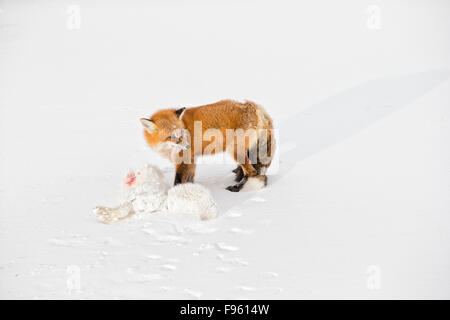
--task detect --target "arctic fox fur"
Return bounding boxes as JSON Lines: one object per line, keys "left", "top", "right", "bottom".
{"left": 94, "top": 164, "right": 217, "bottom": 222}
{"left": 167, "top": 183, "right": 218, "bottom": 221}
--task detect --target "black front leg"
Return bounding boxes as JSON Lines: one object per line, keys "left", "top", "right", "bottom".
{"left": 174, "top": 171, "right": 183, "bottom": 185}
{"left": 174, "top": 163, "right": 196, "bottom": 186}
{"left": 232, "top": 165, "right": 244, "bottom": 182}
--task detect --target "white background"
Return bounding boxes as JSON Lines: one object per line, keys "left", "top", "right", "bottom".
{"left": 0, "top": 0, "right": 449, "bottom": 299}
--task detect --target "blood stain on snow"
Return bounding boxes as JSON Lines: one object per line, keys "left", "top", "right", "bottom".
{"left": 124, "top": 172, "right": 136, "bottom": 186}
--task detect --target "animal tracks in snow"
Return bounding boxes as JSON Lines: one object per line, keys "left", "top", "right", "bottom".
{"left": 248, "top": 196, "right": 267, "bottom": 203}
{"left": 146, "top": 254, "right": 162, "bottom": 260}
{"left": 160, "top": 264, "right": 177, "bottom": 271}
{"left": 125, "top": 267, "right": 164, "bottom": 282}
{"left": 261, "top": 271, "right": 279, "bottom": 279}
{"left": 142, "top": 228, "right": 188, "bottom": 245}
{"left": 216, "top": 242, "right": 239, "bottom": 252}
{"left": 216, "top": 254, "right": 249, "bottom": 266}
{"left": 192, "top": 243, "right": 214, "bottom": 256}
{"left": 216, "top": 266, "right": 231, "bottom": 273}
{"left": 135, "top": 273, "right": 164, "bottom": 282}
{"left": 187, "top": 226, "right": 218, "bottom": 235}
{"left": 47, "top": 234, "right": 88, "bottom": 247}
{"left": 225, "top": 209, "right": 243, "bottom": 218}
{"left": 184, "top": 288, "right": 203, "bottom": 299}
{"left": 229, "top": 227, "right": 254, "bottom": 235}
{"left": 40, "top": 196, "right": 66, "bottom": 204}
{"left": 235, "top": 285, "right": 256, "bottom": 292}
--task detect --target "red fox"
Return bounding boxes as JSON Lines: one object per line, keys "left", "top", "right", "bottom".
{"left": 140, "top": 100, "right": 275, "bottom": 192}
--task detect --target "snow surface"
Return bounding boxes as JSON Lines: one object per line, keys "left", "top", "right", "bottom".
{"left": 1, "top": 0, "right": 450, "bottom": 299}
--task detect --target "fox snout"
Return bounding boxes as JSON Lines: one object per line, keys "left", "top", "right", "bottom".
{"left": 171, "top": 128, "right": 191, "bottom": 150}
{"left": 173, "top": 140, "right": 190, "bottom": 151}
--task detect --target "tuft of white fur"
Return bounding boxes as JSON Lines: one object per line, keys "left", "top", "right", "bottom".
{"left": 93, "top": 202, "right": 134, "bottom": 223}
{"left": 241, "top": 177, "right": 265, "bottom": 192}
{"left": 166, "top": 183, "right": 218, "bottom": 220}
{"left": 121, "top": 164, "right": 169, "bottom": 214}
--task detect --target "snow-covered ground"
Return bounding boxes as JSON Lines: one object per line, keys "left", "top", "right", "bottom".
{"left": 0, "top": 0, "right": 449, "bottom": 299}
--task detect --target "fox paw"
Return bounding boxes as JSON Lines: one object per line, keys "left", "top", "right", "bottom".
{"left": 226, "top": 184, "right": 242, "bottom": 192}
{"left": 226, "top": 175, "right": 248, "bottom": 192}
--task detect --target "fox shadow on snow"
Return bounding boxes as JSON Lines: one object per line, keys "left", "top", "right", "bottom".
{"left": 200, "top": 69, "right": 450, "bottom": 215}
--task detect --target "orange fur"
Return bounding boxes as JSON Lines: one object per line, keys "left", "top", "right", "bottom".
{"left": 142, "top": 99, "right": 275, "bottom": 191}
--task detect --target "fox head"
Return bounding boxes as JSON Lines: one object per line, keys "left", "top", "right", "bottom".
{"left": 140, "top": 107, "right": 190, "bottom": 157}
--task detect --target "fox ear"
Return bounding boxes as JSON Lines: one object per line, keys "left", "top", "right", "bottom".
{"left": 140, "top": 118, "right": 158, "bottom": 133}
{"left": 174, "top": 107, "right": 186, "bottom": 120}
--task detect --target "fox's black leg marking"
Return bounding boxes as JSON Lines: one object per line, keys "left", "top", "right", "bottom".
{"left": 174, "top": 172, "right": 182, "bottom": 185}
{"left": 233, "top": 165, "right": 244, "bottom": 182}
{"left": 261, "top": 175, "right": 268, "bottom": 186}
{"left": 174, "top": 171, "right": 194, "bottom": 185}
{"left": 186, "top": 172, "right": 194, "bottom": 183}
{"left": 226, "top": 174, "right": 248, "bottom": 192}
{"left": 174, "top": 163, "right": 196, "bottom": 186}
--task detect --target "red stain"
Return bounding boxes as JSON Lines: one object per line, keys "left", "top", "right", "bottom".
{"left": 125, "top": 172, "right": 136, "bottom": 186}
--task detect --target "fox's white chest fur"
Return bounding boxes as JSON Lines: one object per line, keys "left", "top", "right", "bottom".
{"left": 153, "top": 141, "right": 186, "bottom": 163}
